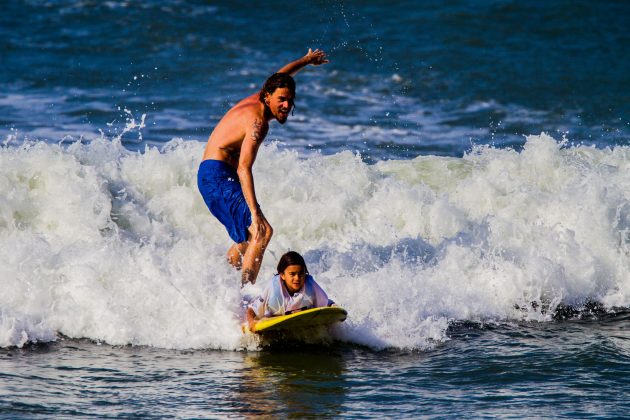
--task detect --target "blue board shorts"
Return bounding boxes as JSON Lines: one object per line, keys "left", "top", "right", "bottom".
{"left": 197, "top": 159, "right": 252, "bottom": 244}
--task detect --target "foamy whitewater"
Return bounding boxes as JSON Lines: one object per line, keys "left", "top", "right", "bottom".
{"left": 1, "top": 134, "right": 629, "bottom": 350}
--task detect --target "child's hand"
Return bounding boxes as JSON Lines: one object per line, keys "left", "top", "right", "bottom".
{"left": 246, "top": 307, "right": 258, "bottom": 333}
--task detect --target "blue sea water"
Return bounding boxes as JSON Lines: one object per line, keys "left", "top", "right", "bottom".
{"left": 1, "top": 0, "right": 630, "bottom": 417}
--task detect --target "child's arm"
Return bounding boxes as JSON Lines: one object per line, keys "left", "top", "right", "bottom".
{"left": 309, "top": 276, "right": 335, "bottom": 307}
{"left": 246, "top": 307, "right": 258, "bottom": 332}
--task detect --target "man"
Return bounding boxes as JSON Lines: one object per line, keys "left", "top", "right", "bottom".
{"left": 198, "top": 49, "right": 328, "bottom": 286}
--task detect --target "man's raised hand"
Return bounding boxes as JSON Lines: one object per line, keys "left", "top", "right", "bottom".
{"left": 305, "top": 48, "right": 329, "bottom": 66}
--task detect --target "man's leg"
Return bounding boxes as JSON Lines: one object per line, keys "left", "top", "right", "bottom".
{"left": 227, "top": 242, "right": 248, "bottom": 269}
{"left": 241, "top": 220, "right": 273, "bottom": 286}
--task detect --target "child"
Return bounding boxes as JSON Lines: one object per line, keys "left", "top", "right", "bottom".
{"left": 246, "top": 251, "right": 334, "bottom": 332}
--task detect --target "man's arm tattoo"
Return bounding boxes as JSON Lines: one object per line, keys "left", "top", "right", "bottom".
{"left": 251, "top": 119, "right": 263, "bottom": 143}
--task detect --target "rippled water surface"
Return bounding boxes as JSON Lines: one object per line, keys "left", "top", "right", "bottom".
{"left": 3, "top": 313, "right": 630, "bottom": 418}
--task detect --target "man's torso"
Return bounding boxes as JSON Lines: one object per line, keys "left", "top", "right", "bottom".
{"left": 202, "top": 95, "right": 269, "bottom": 169}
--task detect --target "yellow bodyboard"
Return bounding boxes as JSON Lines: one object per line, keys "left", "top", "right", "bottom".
{"left": 253, "top": 306, "right": 347, "bottom": 333}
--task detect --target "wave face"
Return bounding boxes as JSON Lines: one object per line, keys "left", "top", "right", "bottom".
{"left": 1, "top": 133, "right": 629, "bottom": 349}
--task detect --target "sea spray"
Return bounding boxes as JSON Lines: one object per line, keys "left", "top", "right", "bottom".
{"left": 1, "top": 134, "right": 629, "bottom": 349}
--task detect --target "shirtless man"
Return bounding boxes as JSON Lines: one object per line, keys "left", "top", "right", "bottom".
{"left": 198, "top": 49, "right": 328, "bottom": 286}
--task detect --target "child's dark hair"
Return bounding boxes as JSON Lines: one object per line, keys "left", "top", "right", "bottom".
{"left": 276, "top": 251, "right": 308, "bottom": 275}
{"left": 259, "top": 72, "right": 296, "bottom": 103}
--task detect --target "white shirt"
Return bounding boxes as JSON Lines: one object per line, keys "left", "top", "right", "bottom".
{"left": 249, "top": 274, "right": 332, "bottom": 318}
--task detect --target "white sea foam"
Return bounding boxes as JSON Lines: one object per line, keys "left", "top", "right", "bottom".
{"left": 1, "top": 133, "right": 629, "bottom": 350}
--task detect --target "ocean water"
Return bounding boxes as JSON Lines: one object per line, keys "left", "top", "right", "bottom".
{"left": 2, "top": 0, "right": 630, "bottom": 417}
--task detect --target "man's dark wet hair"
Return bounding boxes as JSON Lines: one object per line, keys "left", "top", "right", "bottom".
{"left": 259, "top": 72, "right": 296, "bottom": 103}
{"left": 277, "top": 251, "right": 308, "bottom": 275}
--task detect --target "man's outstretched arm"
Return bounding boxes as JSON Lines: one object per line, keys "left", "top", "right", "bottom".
{"left": 277, "top": 48, "right": 329, "bottom": 76}
{"left": 237, "top": 116, "right": 268, "bottom": 239}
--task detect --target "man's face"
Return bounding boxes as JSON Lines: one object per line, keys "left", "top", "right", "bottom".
{"left": 266, "top": 87, "right": 294, "bottom": 124}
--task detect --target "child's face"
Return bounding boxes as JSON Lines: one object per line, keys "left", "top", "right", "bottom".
{"left": 280, "top": 264, "right": 306, "bottom": 294}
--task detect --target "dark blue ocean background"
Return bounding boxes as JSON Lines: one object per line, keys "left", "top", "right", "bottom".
{"left": 2, "top": 0, "right": 628, "bottom": 156}
{"left": 2, "top": 0, "right": 630, "bottom": 417}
